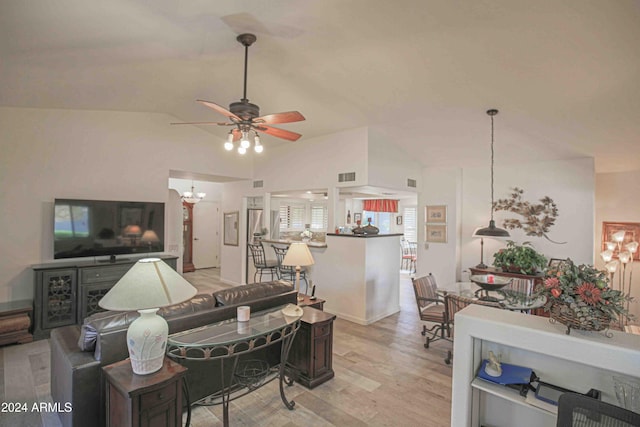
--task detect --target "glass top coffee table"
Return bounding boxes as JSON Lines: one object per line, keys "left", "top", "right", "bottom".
{"left": 166, "top": 304, "right": 303, "bottom": 427}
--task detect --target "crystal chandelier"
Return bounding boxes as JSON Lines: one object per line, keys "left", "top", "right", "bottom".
{"left": 181, "top": 182, "right": 206, "bottom": 204}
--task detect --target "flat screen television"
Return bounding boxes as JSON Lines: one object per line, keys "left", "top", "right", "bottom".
{"left": 54, "top": 198, "right": 165, "bottom": 259}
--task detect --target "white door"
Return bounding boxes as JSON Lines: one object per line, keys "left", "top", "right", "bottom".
{"left": 193, "top": 200, "right": 220, "bottom": 269}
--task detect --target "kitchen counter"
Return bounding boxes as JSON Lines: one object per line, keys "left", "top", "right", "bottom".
{"left": 325, "top": 233, "right": 403, "bottom": 238}
{"left": 259, "top": 238, "right": 327, "bottom": 248}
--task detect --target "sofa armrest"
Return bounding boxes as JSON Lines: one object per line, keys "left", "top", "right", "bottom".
{"left": 50, "top": 326, "right": 103, "bottom": 427}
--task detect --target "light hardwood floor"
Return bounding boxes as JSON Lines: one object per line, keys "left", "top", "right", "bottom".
{"left": 0, "top": 268, "right": 453, "bottom": 427}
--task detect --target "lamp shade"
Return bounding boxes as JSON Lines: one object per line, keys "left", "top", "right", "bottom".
{"left": 282, "top": 242, "right": 315, "bottom": 267}
{"left": 99, "top": 258, "right": 197, "bottom": 375}
{"left": 473, "top": 220, "right": 510, "bottom": 238}
{"left": 141, "top": 230, "right": 160, "bottom": 244}
{"left": 99, "top": 258, "right": 197, "bottom": 311}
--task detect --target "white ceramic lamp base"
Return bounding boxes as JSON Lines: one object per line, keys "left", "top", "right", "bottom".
{"left": 126, "top": 308, "right": 168, "bottom": 375}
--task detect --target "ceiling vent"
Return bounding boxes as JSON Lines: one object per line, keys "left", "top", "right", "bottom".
{"left": 407, "top": 178, "right": 417, "bottom": 188}
{"left": 338, "top": 172, "right": 356, "bottom": 183}
{"left": 253, "top": 180, "right": 264, "bottom": 188}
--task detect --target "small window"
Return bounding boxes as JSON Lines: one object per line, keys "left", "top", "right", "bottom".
{"left": 310, "top": 204, "right": 328, "bottom": 230}
{"left": 403, "top": 206, "right": 417, "bottom": 242}
{"left": 279, "top": 203, "right": 306, "bottom": 231}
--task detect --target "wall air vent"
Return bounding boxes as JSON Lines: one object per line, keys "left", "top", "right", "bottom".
{"left": 253, "top": 180, "right": 264, "bottom": 188}
{"left": 338, "top": 172, "right": 356, "bottom": 183}
{"left": 407, "top": 178, "right": 417, "bottom": 188}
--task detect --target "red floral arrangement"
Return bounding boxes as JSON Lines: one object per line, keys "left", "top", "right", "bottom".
{"left": 542, "top": 260, "right": 631, "bottom": 330}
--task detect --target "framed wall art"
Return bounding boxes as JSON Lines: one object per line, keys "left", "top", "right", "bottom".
{"left": 223, "top": 211, "right": 239, "bottom": 246}
{"left": 354, "top": 212, "right": 362, "bottom": 223}
{"left": 426, "top": 205, "right": 447, "bottom": 223}
{"left": 396, "top": 216, "right": 403, "bottom": 225}
{"left": 602, "top": 221, "right": 640, "bottom": 260}
{"left": 426, "top": 224, "right": 447, "bottom": 243}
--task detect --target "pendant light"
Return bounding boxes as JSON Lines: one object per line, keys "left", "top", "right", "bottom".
{"left": 474, "top": 109, "right": 510, "bottom": 237}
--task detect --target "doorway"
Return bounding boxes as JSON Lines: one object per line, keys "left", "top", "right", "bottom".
{"left": 193, "top": 200, "right": 221, "bottom": 269}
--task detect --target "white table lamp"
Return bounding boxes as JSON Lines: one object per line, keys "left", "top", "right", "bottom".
{"left": 99, "top": 258, "right": 197, "bottom": 375}
{"left": 282, "top": 242, "right": 315, "bottom": 302}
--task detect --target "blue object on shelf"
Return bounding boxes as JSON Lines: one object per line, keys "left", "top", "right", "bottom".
{"left": 477, "top": 359, "right": 533, "bottom": 385}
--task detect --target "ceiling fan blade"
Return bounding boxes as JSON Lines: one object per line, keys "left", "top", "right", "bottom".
{"left": 254, "top": 111, "right": 305, "bottom": 124}
{"left": 197, "top": 99, "right": 241, "bottom": 121}
{"left": 170, "top": 121, "right": 232, "bottom": 126}
{"left": 255, "top": 125, "right": 302, "bottom": 141}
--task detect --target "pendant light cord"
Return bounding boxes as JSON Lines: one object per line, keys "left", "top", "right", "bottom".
{"left": 490, "top": 113, "right": 495, "bottom": 222}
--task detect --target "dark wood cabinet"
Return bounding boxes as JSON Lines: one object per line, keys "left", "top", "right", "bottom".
{"left": 103, "top": 358, "right": 187, "bottom": 427}
{"left": 182, "top": 202, "right": 195, "bottom": 273}
{"left": 289, "top": 307, "right": 336, "bottom": 389}
{"left": 32, "top": 256, "right": 178, "bottom": 339}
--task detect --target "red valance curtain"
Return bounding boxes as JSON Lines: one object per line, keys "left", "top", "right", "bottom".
{"left": 363, "top": 199, "right": 399, "bottom": 213}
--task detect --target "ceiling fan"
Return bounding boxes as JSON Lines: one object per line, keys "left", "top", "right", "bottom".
{"left": 172, "top": 33, "right": 305, "bottom": 153}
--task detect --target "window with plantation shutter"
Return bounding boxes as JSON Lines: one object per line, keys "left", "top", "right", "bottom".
{"left": 279, "top": 203, "right": 306, "bottom": 231}
{"left": 310, "top": 204, "right": 328, "bottom": 230}
{"left": 403, "top": 206, "right": 417, "bottom": 242}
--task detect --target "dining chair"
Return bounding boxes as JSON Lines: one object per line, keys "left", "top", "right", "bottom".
{"left": 272, "top": 245, "right": 309, "bottom": 293}
{"left": 402, "top": 240, "right": 417, "bottom": 273}
{"left": 443, "top": 293, "right": 502, "bottom": 364}
{"left": 556, "top": 392, "right": 640, "bottom": 426}
{"left": 412, "top": 274, "right": 449, "bottom": 349}
{"left": 247, "top": 242, "right": 280, "bottom": 283}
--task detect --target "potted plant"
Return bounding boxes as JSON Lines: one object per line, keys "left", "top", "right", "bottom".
{"left": 492, "top": 240, "right": 547, "bottom": 275}
{"left": 542, "top": 260, "right": 631, "bottom": 334}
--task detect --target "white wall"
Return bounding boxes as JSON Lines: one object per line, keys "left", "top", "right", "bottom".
{"left": 461, "top": 157, "right": 595, "bottom": 274}
{"left": 253, "top": 127, "right": 369, "bottom": 192}
{"left": 595, "top": 169, "right": 640, "bottom": 319}
{"left": 367, "top": 129, "right": 422, "bottom": 192}
{"left": 417, "top": 158, "right": 595, "bottom": 288}
{"left": 0, "top": 106, "right": 251, "bottom": 303}
{"left": 417, "top": 167, "right": 462, "bottom": 286}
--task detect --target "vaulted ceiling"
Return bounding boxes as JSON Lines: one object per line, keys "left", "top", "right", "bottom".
{"left": 2, "top": 0, "right": 639, "bottom": 173}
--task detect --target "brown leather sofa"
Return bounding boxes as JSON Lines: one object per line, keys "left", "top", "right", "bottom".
{"left": 50, "top": 281, "right": 296, "bottom": 427}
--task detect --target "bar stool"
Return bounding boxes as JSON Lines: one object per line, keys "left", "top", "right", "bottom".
{"left": 273, "top": 245, "right": 309, "bottom": 293}
{"left": 248, "top": 242, "right": 279, "bottom": 282}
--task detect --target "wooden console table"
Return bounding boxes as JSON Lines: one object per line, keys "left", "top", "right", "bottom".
{"left": 103, "top": 358, "right": 187, "bottom": 427}
{"left": 0, "top": 299, "right": 33, "bottom": 346}
{"left": 166, "top": 305, "right": 301, "bottom": 427}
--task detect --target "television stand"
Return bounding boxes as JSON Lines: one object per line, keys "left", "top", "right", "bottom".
{"left": 31, "top": 255, "right": 178, "bottom": 340}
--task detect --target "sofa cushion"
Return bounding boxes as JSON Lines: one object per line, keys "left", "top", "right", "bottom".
{"left": 78, "top": 293, "right": 216, "bottom": 351}
{"left": 214, "top": 280, "right": 294, "bottom": 306}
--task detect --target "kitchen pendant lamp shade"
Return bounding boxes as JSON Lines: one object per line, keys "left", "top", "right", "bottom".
{"left": 99, "top": 258, "right": 197, "bottom": 375}
{"left": 474, "top": 220, "right": 510, "bottom": 237}
{"left": 478, "top": 109, "right": 510, "bottom": 239}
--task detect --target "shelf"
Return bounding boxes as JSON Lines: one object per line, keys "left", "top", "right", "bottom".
{"left": 471, "top": 378, "right": 556, "bottom": 418}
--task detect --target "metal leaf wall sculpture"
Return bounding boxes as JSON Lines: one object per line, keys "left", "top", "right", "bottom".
{"left": 493, "top": 187, "right": 566, "bottom": 244}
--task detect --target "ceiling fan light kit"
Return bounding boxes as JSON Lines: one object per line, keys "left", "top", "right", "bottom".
{"left": 173, "top": 33, "right": 305, "bottom": 155}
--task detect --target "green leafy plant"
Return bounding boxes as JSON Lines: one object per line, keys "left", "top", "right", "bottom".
{"left": 492, "top": 240, "right": 547, "bottom": 275}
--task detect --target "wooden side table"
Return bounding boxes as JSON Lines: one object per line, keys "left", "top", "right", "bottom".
{"left": 289, "top": 306, "right": 336, "bottom": 389}
{"left": 103, "top": 358, "right": 187, "bottom": 427}
{"left": 0, "top": 299, "right": 33, "bottom": 346}
{"left": 297, "top": 294, "right": 325, "bottom": 311}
